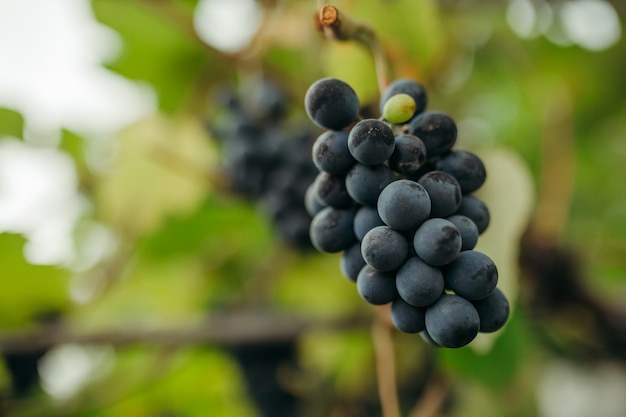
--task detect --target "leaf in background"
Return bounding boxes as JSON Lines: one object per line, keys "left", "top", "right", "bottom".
{"left": 140, "top": 194, "right": 273, "bottom": 260}
{"left": 69, "top": 254, "right": 207, "bottom": 330}
{"left": 322, "top": 42, "right": 380, "bottom": 107}
{"left": 59, "top": 129, "right": 90, "bottom": 184}
{"left": 95, "top": 113, "right": 215, "bottom": 236}
{"left": 471, "top": 147, "right": 536, "bottom": 352}
{"left": 91, "top": 0, "right": 217, "bottom": 113}
{"left": 0, "top": 108, "right": 24, "bottom": 138}
{"left": 299, "top": 329, "right": 376, "bottom": 399}
{"left": 272, "top": 253, "right": 364, "bottom": 320}
{"left": 0, "top": 233, "right": 70, "bottom": 328}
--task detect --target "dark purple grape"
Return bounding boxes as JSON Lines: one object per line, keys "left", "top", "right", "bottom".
{"left": 304, "top": 181, "right": 326, "bottom": 217}
{"left": 446, "top": 214, "right": 478, "bottom": 251}
{"left": 361, "top": 226, "right": 408, "bottom": 272}
{"left": 347, "top": 119, "right": 395, "bottom": 165}
{"left": 396, "top": 257, "right": 444, "bottom": 307}
{"left": 345, "top": 163, "right": 396, "bottom": 207}
{"left": 445, "top": 250, "right": 498, "bottom": 301}
{"left": 379, "top": 79, "right": 427, "bottom": 118}
{"left": 408, "top": 111, "right": 457, "bottom": 158}
{"left": 418, "top": 171, "right": 462, "bottom": 218}
{"left": 391, "top": 298, "right": 426, "bottom": 333}
{"left": 312, "top": 130, "right": 356, "bottom": 175}
{"left": 436, "top": 150, "right": 486, "bottom": 193}
{"left": 309, "top": 207, "right": 355, "bottom": 253}
{"left": 353, "top": 206, "right": 385, "bottom": 241}
{"left": 340, "top": 243, "right": 367, "bottom": 282}
{"left": 388, "top": 134, "right": 427, "bottom": 176}
{"left": 425, "top": 294, "right": 480, "bottom": 348}
{"left": 455, "top": 195, "right": 490, "bottom": 234}
{"left": 377, "top": 179, "right": 431, "bottom": 231}
{"left": 304, "top": 78, "right": 360, "bottom": 130}
{"left": 413, "top": 218, "right": 462, "bottom": 266}
{"left": 312, "top": 171, "right": 352, "bottom": 209}
{"left": 472, "top": 287, "right": 510, "bottom": 332}
{"left": 356, "top": 265, "right": 398, "bottom": 305}
{"left": 419, "top": 330, "right": 440, "bottom": 347}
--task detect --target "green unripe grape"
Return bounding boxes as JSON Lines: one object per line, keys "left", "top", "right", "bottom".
{"left": 382, "top": 93, "right": 417, "bottom": 124}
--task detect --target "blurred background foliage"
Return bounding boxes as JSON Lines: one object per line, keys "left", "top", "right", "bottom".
{"left": 0, "top": 0, "right": 625, "bottom": 416}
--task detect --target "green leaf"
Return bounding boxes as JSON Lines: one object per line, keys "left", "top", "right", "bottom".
{"left": 95, "top": 114, "right": 215, "bottom": 236}
{"left": 140, "top": 194, "right": 273, "bottom": 260}
{"left": 0, "top": 233, "right": 70, "bottom": 327}
{"left": 91, "top": 0, "right": 216, "bottom": 113}
{"left": 0, "top": 107, "right": 24, "bottom": 138}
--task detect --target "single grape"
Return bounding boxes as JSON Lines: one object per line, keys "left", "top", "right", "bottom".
{"left": 446, "top": 214, "right": 478, "bottom": 251}
{"left": 356, "top": 265, "right": 398, "bottom": 305}
{"left": 353, "top": 206, "right": 385, "bottom": 241}
{"left": 391, "top": 298, "right": 426, "bottom": 333}
{"left": 419, "top": 330, "right": 440, "bottom": 347}
{"left": 347, "top": 119, "right": 395, "bottom": 165}
{"left": 304, "top": 181, "right": 327, "bottom": 217}
{"left": 413, "top": 218, "right": 462, "bottom": 266}
{"left": 472, "top": 287, "right": 510, "bottom": 333}
{"left": 309, "top": 207, "right": 355, "bottom": 253}
{"left": 418, "top": 171, "right": 462, "bottom": 218}
{"left": 379, "top": 79, "right": 427, "bottom": 118}
{"left": 345, "top": 163, "right": 397, "bottom": 207}
{"left": 340, "top": 243, "right": 367, "bottom": 282}
{"left": 304, "top": 78, "right": 360, "bottom": 130}
{"left": 361, "top": 226, "right": 409, "bottom": 272}
{"left": 377, "top": 179, "right": 431, "bottom": 231}
{"left": 388, "top": 134, "right": 427, "bottom": 176}
{"left": 312, "top": 171, "right": 352, "bottom": 209}
{"left": 408, "top": 111, "right": 457, "bottom": 158}
{"left": 383, "top": 93, "right": 416, "bottom": 124}
{"left": 436, "top": 150, "right": 487, "bottom": 193}
{"left": 455, "top": 195, "right": 490, "bottom": 234}
{"left": 312, "top": 130, "right": 356, "bottom": 175}
{"left": 425, "top": 294, "right": 480, "bottom": 348}
{"left": 445, "top": 250, "right": 498, "bottom": 301}
{"left": 396, "top": 257, "right": 445, "bottom": 307}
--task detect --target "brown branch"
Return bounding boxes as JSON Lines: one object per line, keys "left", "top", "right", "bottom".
{"left": 408, "top": 371, "right": 451, "bottom": 417}
{"left": 317, "top": 5, "right": 390, "bottom": 93}
{"left": 528, "top": 87, "right": 574, "bottom": 244}
{"left": 519, "top": 85, "right": 626, "bottom": 362}
{"left": 372, "top": 305, "right": 401, "bottom": 417}
{"left": 0, "top": 312, "right": 370, "bottom": 355}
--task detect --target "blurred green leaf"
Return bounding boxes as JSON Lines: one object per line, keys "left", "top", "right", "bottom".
{"left": 94, "top": 114, "right": 214, "bottom": 236}
{"left": 91, "top": 0, "right": 214, "bottom": 113}
{"left": 0, "top": 108, "right": 24, "bottom": 138}
{"left": 0, "top": 234, "right": 70, "bottom": 328}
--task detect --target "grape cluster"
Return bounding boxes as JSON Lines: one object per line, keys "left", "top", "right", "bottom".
{"left": 209, "top": 81, "right": 318, "bottom": 250}
{"left": 304, "top": 77, "right": 509, "bottom": 348}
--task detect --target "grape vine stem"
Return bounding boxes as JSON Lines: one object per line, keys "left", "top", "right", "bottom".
{"left": 372, "top": 305, "right": 401, "bottom": 417}
{"left": 317, "top": 4, "right": 390, "bottom": 93}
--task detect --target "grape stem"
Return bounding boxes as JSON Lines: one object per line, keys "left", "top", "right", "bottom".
{"left": 372, "top": 305, "right": 401, "bottom": 417}
{"left": 317, "top": 4, "right": 390, "bottom": 93}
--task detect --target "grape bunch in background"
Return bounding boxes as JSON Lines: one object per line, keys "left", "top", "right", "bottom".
{"left": 304, "top": 77, "right": 510, "bottom": 348}
{"left": 208, "top": 80, "right": 318, "bottom": 251}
